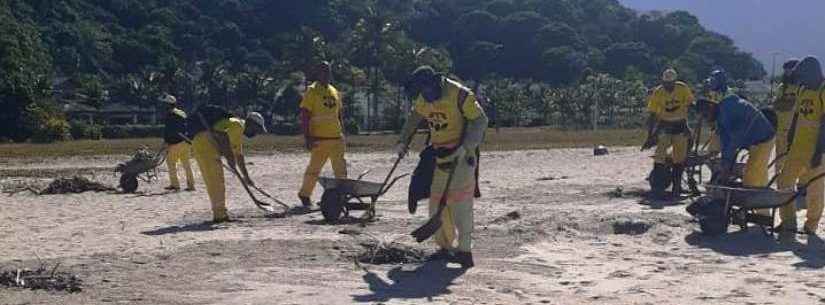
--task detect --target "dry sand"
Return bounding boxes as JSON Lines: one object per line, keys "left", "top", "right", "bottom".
{"left": 1, "top": 147, "right": 824, "bottom": 305}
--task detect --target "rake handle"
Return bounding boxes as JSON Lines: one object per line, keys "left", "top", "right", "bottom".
{"left": 380, "top": 130, "right": 418, "bottom": 194}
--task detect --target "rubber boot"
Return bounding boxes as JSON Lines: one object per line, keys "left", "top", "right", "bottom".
{"left": 651, "top": 163, "right": 667, "bottom": 200}
{"left": 453, "top": 252, "right": 474, "bottom": 269}
{"left": 299, "top": 195, "right": 312, "bottom": 208}
{"left": 778, "top": 220, "right": 797, "bottom": 244}
{"left": 671, "top": 165, "right": 684, "bottom": 199}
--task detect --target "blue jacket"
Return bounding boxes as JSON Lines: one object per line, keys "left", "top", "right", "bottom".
{"left": 715, "top": 94, "right": 775, "bottom": 168}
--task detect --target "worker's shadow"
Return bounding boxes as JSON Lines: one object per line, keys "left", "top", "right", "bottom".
{"left": 141, "top": 221, "right": 224, "bottom": 236}
{"left": 791, "top": 234, "right": 825, "bottom": 269}
{"left": 351, "top": 260, "right": 466, "bottom": 303}
{"left": 638, "top": 195, "right": 687, "bottom": 210}
{"left": 685, "top": 229, "right": 793, "bottom": 257}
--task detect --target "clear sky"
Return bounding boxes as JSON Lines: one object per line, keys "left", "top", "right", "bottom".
{"left": 619, "top": 0, "right": 825, "bottom": 77}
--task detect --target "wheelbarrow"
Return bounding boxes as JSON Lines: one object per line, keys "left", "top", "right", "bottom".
{"left": 695, "top": 172, "right": 825, "bottom": 236}
{"left": 115, "top": 147, "right": 167, "bottom": 193}
{"left": 648, "top": 152, "right": 744, "bottom": 196}
{"left": 317, "top": 157, "right": 409, "bottom": 222}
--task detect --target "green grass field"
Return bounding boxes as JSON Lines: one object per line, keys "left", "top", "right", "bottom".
{"left": 0, "top": 128, "right": 646, "bottom": 159}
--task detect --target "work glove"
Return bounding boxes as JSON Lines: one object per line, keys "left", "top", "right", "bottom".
{"left": 436, "top": 145, "right": 467, "bottom": 161}
{"left": 393, "top": 142, "right": 408, "bottom": 158}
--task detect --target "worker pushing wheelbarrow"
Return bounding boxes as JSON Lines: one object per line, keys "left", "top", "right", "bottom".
{"left": 693, "top": 172, "right": 825, "bottom": 237}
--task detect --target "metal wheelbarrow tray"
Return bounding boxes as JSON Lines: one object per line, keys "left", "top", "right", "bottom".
{"left": 317, "top": 171, "right": 409, "bottom": 222}
{"left": 702, "top": 184, "right": 796, "bottom": 235}
{"left": 115, "top": 147, "right": 167, "bottom": 193}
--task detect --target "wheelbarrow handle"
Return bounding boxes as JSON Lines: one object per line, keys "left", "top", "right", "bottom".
{"left": 776, "top": 171, "right": 825, "bottom": 208}
{"left": 379, "top": 173, "right": 411, "bottom": 196}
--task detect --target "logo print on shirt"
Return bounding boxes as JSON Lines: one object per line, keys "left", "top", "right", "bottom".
{"left": 427, "top": 112, "right": 449, "bottom": 131}
{"left": 799, "top": 99, "right": 815, "bottom": 117}
{"left": 322, "top": 96, "right": 336, "bottom": 109}
{"left": 664, "top": 99, "right": 680, "bottom": 112}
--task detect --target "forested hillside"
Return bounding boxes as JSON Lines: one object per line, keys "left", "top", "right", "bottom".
{"left": 0, "top": 0, "right": 766, "bottom": 142}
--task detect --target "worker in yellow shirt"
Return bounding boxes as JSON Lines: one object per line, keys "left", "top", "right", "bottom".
{"left": 777, "top": 56, "right": 825, "bottom": 240}
{"left": 161, "top": 94, "right": 195, "bottom": 191}
{"left": 298, "top": 61, "right": 347, "bottom": 208}
{"left": 190, "top": 105, "right": 267, "bottom": 223}
{"left": 395, "top": 66, "right": 488, "bottom": 269}
{"left": 774, "top": 59, "right": 801, "bottom": 171}
{"left": 642, "top": 68, "right": 695, "bottom": 199}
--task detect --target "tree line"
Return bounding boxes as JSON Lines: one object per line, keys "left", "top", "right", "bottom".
{"left": 0, "top": 0, "right": 765, "bottom": 142}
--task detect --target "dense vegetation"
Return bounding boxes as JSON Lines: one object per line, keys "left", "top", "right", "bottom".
{"left": 0, "top": 0, "right": 765, "bottom": 142}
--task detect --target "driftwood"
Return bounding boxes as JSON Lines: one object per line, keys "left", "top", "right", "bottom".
{"left": 345, "top": 233, "right": 426, "bottom": 265}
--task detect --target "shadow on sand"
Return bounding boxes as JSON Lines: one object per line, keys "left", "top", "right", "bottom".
{"left": 685, "top": 229, "right": 825, "bottom": 269}
{"left": 351, "top": 260, "right": 467, "bottom": 303}
{"left": 141, "top": 221, "right": 224, "bottom": 236}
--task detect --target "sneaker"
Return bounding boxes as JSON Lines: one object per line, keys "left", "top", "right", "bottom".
{"left": 452, "top": 251, "right": 475, "bottom": 269}
{"left": 165, "top": 186, "right": 181, "bottom": 191}
{"left": 184, "top": 187, "right": 196, "bottom": 192}
{"left": 299, "top": 195, "right": 313, "bottom": 208}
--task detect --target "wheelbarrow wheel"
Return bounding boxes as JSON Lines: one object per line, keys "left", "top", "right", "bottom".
{"left": 649, "top": 164, "right": 672, "bottom": 193}
{"left": 120, "top": 174, "right": 139, "bottom": 193}
{"left": 698, "top": 199, "right": 729, "bottom": 236}
{"left": 321, "top": 189, "right": 345, "bottom": 222}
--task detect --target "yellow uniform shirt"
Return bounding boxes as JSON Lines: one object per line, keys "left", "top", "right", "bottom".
{"left": 790, "top": 86, "right": 825, "bottom": 156}
{"left": 300, "top": 82, "right": 343, "bottom": 138}
{"left": 775, "top": 83, "right": 800, "bottom": 112}
{"left": 213, "top": 118, "right": 245, "bottom": 156}
{"left": 413, "top": 79, "right": 483, "bottom": 146}
{"left": 647, "top": 82, "right": 695, "bottom": 122}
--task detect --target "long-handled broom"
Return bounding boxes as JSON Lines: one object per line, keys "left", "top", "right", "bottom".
{"left": 411, "top": 156, "right": 460, "bottom": 242}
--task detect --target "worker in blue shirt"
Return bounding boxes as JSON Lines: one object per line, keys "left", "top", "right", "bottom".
{"left": 695, "top": 70, "right": 776, "bottom": 200}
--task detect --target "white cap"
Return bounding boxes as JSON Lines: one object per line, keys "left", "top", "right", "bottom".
{"left": 662, "top": 69, "right": 678, "bottom": 82}
{"left": 160, "top": 94, "right": 177, "bottom": 105}
{"left": 246, "top": 112, "right": 267, "bottom": 133}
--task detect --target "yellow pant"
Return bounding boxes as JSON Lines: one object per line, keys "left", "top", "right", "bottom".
{"left": 777, "top": 150, "right": 825, "bottom": 232}
{"left": 192, "top": 132, "right": 228, "bottom": 221}
{"left": 166, "top": 142, "right": 195, "bottom": 189}
{"left": 299, "top": 139, "right": 347, "bottom": 198}
{"left": 743, "top": 139, "right": 774, "bottom": 215}
{"left": 654, "top": 133, "right": 688, "bottom": 164}
{"left": 775, "top": 110, "right": 794, "bottom": 172}
{"left": 429, "top": 151, "right": 477, "bottom": 252}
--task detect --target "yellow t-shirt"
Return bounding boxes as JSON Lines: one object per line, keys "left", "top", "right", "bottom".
{"left": 789, "top": 86, "right": 825, "bottom": 156}
{"left": 647, "top": 82, "right": 695, "bottom": 122}
{"left": 299, "top": 82, "right": 343, "bottom": 138}
{"left": 213, "top": 118, "right": 245, "bottom": 156}
{"left": 775, "top": 83, "right": 799, "bottom": 113}
{"left": 413, "top": 79, "right": 483, "bottom": 146}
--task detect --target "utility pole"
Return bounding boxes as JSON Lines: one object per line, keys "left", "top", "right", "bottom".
{"left": 770, "top": 51, "right": 780, "bottom": 99}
